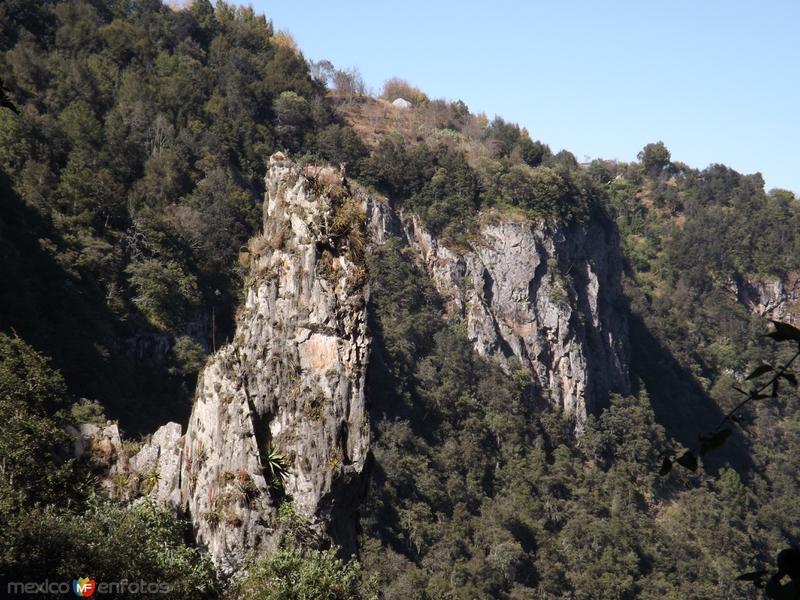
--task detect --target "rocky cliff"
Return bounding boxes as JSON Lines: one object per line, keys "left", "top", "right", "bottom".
{"left": 117, "top": 155, "right": 371, "bottom": 571}
{"left": 365, "top": 200, "right": 629, "bottom": 425}
{"left": 101, "top": 154, "right": 630, "bottom": 569}
{"left": 730, "top": 273, "right": 800, "bottom": 325}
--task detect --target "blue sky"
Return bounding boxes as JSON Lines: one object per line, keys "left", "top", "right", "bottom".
{"left": 247, "top": 0, "right": 799, "bottom": 193}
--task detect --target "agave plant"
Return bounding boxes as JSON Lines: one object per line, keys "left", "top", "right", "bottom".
{"left": 141, "top": 468, "right": 160, "bottom": 495}
{"left": 263, "top": 445, "right": 289, "bottom": 492}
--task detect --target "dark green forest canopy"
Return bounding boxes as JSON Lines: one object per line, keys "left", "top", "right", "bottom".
{"left": 1, "top": 1, "right": 799, "bottom": 598}
{"left": 0, "top": 0, "right": 369, "bottom": 431}
{"left": 358, "top": 235, "right": 800, "bottom": 599}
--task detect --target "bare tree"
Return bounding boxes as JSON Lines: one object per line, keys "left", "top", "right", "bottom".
{"left": 332, "top": 67, "right": 366, "bottom": 105}
{"left": 309, "top": 59, "right": 335, "bottom": 87}
{"left": 147, "top": 114, "right": 174, "bottom": 157}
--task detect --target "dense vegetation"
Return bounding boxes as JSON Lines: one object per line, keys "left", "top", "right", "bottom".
{"left": 0, "top": 0, "right": 601, "bottom": 431}
{"left": 0, "top": 1, "right": 367, "bottom": 593}
{"left": 0, "top": 0, "right": 367, "bottom": 432}
{"left": 359, "top": 116, "right": 600, "bottom": 243}
{"left": 358, "top": 238, "right": 795, "bottom": 599}
{"left": 0, "top": 332, "right": 218, "bottom": 596}
{"left": 597, "top": 148, "right": 800, "bottom": 439}
{"left": 1, "top": 1, "right": 799, "bottom": 599}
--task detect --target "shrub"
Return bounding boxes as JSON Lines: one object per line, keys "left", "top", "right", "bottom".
{"left": 170, "top": 335, "right": 207, "bottom": 377}
{"left": 232, "top": 547, "right": 377, "bottom": 600}
{"left": 2, "top": 500, "right": 218, "bottom": 598}
{"left": 69, "top": 398, "right": 107, "bottom": 425}
{"left": 381, "top": 77, "right": 428, "bottom": 105}
{"left": 0, "top": 334, "right": 75, "bottom": 511}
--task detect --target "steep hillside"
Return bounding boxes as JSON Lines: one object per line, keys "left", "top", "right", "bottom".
{"left": 0, "top": 0, "right": 369, "bottom": 434}
{"left": 1, "top": 2, "right": 799, "bottom": 599}
{"left": 101, "top": 152, "right": 629, "bottom": 576}
{"left": 599, "top": 152, "right": 800, "bottom": 442}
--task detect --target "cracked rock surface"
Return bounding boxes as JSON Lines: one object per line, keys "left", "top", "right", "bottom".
{"left": 133, "top": 155, "right": 370, "bottom": 571}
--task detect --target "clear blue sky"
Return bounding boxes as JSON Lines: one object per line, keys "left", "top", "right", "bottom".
{"left": 247, "top": 0, "right": 799, "bottom": 194}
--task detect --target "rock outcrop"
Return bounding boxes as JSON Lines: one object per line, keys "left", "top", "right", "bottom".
{"left": 386, "top": 210, "right": 629, "bottom": 424}
{"left": 730, "top": 273, "right": 800, "bottom": 324}
{"left": 180, "top": 155, "right": 370, "bottom": 571}
{"left": 102, "top": 153, "right": 630, "bottom": 569}
{"left": 119, "top": 155, "right": 370, "bottom": 571}
{"left": 362, "top": 184, "right": 630, "bottom": 424}
{"left": 129, "top": 422, "right": 183, "bottom": 506}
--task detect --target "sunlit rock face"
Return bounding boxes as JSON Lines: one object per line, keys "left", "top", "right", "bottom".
{"left": 387, "top": 210, "right": 629, "bottom": 427}
{"left": 129, "top": 154, "right": 630, "bottom": 570}
{"left": 729, "top": 273, "right": 800, "bottom": 325}
{"left": 155, "top": 154, "right": 371, "bottom": 571}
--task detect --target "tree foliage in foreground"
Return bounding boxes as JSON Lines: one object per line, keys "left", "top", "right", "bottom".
{"left": 231, "top": 546, "right": 377, "bottom": 600}
{"left": 0, "top": 333, "right": 217, "bottom": 598}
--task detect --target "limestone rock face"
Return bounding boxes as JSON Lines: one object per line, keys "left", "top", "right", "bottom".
{"left": 68, "top": 423, "right": 127, "bottom": 496}
{"left": 731, "top": 273, "right": 800, "bottom": 324}
{"left": 129, "top": 422, "right": 183, "bottom": 506}
{"left": 160, "top": 154, "right": 371, "bottom": 571}
{"left": 370, "top": 208, "right": 630, "bottom": 426}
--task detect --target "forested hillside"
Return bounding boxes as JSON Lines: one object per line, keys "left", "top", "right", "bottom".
{"left": 1, "top": 2, "right": 798, "bottom": 599}
{"left": 0, "top": 0, "right": 369, "bottom": 432}
{"left": 354, "top": 147, "right": 800, "bottom": 598}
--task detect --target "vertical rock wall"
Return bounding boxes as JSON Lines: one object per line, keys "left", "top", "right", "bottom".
{"left": 365, "top": 203, "right": 629, "bottom": 426}
{"left": 177, "top": 155, "right": 370, "bottom": 570}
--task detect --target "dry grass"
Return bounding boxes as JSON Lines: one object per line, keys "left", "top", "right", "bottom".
{"left": 249, "top": 234, "right": 270, "bottom": 255}
{"left": 334, "top": 93, "right": 497, "bottom": 171}
{"left": 247, "top": 219, "right": 287, "bottom": 256}
{"left": 316, "top": 166, "right": 340, "bottom": 186}
{"left": 334, "top": 198, "right": 367, "bottom": 264}
{"left": 346, "top": 264, "right": 367, "bottom": 295}
{"left": 317, "top": 249, "right": 337, "bottom": 283}
{"left": 268, "top": 221, "right": 288, "bottom": 250}
{"left": 238, "top": 248, "right": 251, "bottom": 268}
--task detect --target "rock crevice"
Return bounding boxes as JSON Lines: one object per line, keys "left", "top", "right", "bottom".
{"left": 145, "top": 155, "right": 371, "bottom": 571}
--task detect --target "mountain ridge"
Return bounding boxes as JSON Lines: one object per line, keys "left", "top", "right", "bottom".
{"left": 1, "top": 2, "right": 799, "bottom": 598}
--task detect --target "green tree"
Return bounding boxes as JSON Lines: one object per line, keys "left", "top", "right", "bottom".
{"left": 273, "top": 90, "right": 311, "bottom": 152}
{"left": 3, "top": 500, "right": 218, "bottom": 599}
{"left": 0, "top": 333, "right": 74, "bottom": 513}
{"left": 637, "top": 141, "right": 671, "bottom": 175}
{"left": 125, "top": 258, "right": 200, "bottom": 330}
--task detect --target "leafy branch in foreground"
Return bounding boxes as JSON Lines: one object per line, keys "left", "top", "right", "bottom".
{"left": 738, "top": 547, "right": 800, "bottom": 599}
{"left": 656, "top": 320, "right": 800, "bottom": 598}
{"left": 659, "top": 319, "right": 800, "bottom": 476}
